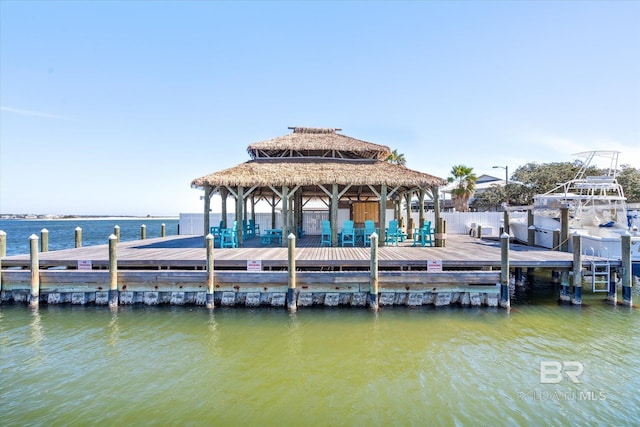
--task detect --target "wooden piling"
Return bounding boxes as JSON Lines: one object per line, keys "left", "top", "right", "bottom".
{"left": 161, "top": 223, "right": 166, "bottom": 237}
{"left": 40, "top": 228, "right": 49, "bottom": 252}
{"left": 29, "top": 234, "right": 39, "bottom": 307}
{"left": 477, "top": 225, "right": 482, "bottom": 239}
{"left": 369, "top": 233, "right": 379, "bottom": 310}
{"left": 0, "top": 230, "right": 4, "bottom": 301}
{"left": 607, "top": 267, "right": 617, "bottom": 305}
{"left": 621, "top": 233, "right": 632, "bottom": 306}
{"left": 503, "top": 211, "right": 510, "bottom": 235}
{"left": 109, "top": 234, "right": 118, "bottom": 308}
{"left": 572, "top": 233, "right": 582, "bottom": 305}
{"left": 553, "top": 229, "right": 560, "bottom": 251}
{"left": 287, "top": 233, "right": 297, "bottom": 312}
{"left": 559, "top": 270, "right": 571, "bottom": 303}
{"left": 0, "top": 230, "right": 6, "bottom": 258}
{"left": 141, "top": 224, "right": 146, "bottom": 240}
{"left": 527, "top": 226, "right": 535, "bottom": 247}
{"left": 500, "top": 232, "right": 510, "bottom": 308}
{"left": 75, "top": 227, "right": 82, "bottom": 248}
{"left": 560, "top": 207, "right": 569, "bottom": 252}
{"left": 514, "top": 267, "right": 523, "bottom": 286}
{"left": 206, "top": 234, "right": 214, "bottom": 309}
{"left": 114, "top": 225, "right": 120, "bottom": 243}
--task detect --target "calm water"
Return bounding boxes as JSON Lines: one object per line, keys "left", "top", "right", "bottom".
{"left": 1, "top": 220, "right": 639, "bottom": 425}
{"left": 0, "top": 218, "right": 179, "bottom": 256}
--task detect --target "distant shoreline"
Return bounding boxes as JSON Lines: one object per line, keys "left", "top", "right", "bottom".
{"left": 0, "top": 215, "right": 179, "bottom": 221}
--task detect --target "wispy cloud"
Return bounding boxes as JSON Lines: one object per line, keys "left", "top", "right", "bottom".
{"left": 0, "top": 106, "right": 67, "bottom": 120}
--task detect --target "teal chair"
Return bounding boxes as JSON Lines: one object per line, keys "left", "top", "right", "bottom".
{"left": 320, "top": 220, "right": 332, "bottom": 246}
{"left": 221, "top": 221, "right": 238, "bottom": 248}
{"left": 363, "top": 220, "right": 376, "bottom": 246}
{"left": 249, "top": 219, "right": 260, "bottom": 237}
{"left": 385, "top": 220, "right": 401, "bottom": 246}
{"left": 341, "top": 220, "right": 355, "bottom": 247}
{"left": 210, "top": 220, "right": 224, "bottom": 247}
{"left": 412, "top": 221, "right": 434, "bottom": 247}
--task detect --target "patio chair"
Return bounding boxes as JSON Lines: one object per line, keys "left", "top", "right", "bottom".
{"left": 385, "top": 220, "right": 401, "bottom": 246}
{"left": 249, "top": 219, "right": 260, "bottom": 237}
{"left": 243, "top": 220, "right": 253, "bottom": 239}
{"left": 412, "top": 221, "right": 434, "bottom": 247}
{"left": 210, "top": 220, "right": 224, "bottom": 246}
{"left": 363, "top": 220, "right": 376, "bottom": 246}
{"left": 320, "top": 220, "right": 332, "bottom": 246}
{"left": 341, "top": 220, "right": 355, "bottom": 247}
{"left": 297, "top": 225, "right": 306, "bottom": 238}
{"left": 221, "top": 221, "right": 238, "bottom": 248}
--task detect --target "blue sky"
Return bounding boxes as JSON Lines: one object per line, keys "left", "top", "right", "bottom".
{"left": 1, "top": 0, "right": 638, "bottom": 216}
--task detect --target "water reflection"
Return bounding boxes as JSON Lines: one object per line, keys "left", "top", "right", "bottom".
{"left": 286, "top": 312, "right": 301, "bottom": 358}
{"left": 206, "top": 310, "right": 220, "bottom": 356}
{"left": 108, "top": 309, "right": 120, "bottom": 356}
{"left": 28, "top": 307, "right": 44, "bottom": 367}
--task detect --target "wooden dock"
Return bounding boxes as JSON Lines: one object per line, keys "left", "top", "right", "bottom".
{"left": 0, "top": 234, "right": 623, "bottom": 309}
{"left": 0, "top": 234, "right": 589, "bottom": 270}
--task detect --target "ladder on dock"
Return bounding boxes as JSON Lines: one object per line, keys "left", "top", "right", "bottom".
{"left": 587, "top": 259, "right": 610, "bottom": 293}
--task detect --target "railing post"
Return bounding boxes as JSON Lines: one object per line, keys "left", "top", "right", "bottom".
{"left": 572, "top": 233, "right": 582, "bottom": 305}
{"left": 287, "top": 233, "right": 297, "bottom": 312}
{"left": 500, "top": 232, "right": 510, "bottom": 308}
{"left": 206, "top": 234, "right": 215, "bottom": 309}
{"left": 621, "top": 233, "right": 632, "bottom": 307}
{"left": 369, "top": 233, "right": 379, "bottom": 310}
{"left": 29, "top": 234, "right": 40, "bottom": 307}
{"left": 75, "top": 227, "right": 82, "bottom": 248}
{"left": 40, "top": 228, "right": 49, "bottom": 252}
{"left": 109, "top": 234, "right": 118, "bottom": 308}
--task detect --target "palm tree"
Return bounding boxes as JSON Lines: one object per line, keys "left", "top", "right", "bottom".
{"left": 386, "top": 149, "right": 407, "bottom": 166}
{"left": 448, "top": 165, "right": 477, "bottom": 212}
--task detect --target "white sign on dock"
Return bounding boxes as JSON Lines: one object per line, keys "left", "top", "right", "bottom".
{"left": 427, "top": 260, "right": 443, "bottom": 272}
{"left": 247, "top": 260, "right": 262, "bottom": 272}
{"left": 77, "top": 260, "right": 92, "bottom": 270}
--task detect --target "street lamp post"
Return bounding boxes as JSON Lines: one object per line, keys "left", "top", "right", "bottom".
{"left": 492, "top": 165, "right": 508, "bottom": 186}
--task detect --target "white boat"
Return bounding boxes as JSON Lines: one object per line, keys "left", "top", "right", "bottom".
{"left": 510, "top": 151, "right": 640, "bottom": 277}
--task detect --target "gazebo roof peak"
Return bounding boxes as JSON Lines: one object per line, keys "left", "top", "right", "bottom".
{"left": 247, "top": 126, "right": 391, "bottom": 160}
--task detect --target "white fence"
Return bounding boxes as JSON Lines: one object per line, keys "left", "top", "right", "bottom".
{"left": 180, "top": 211, "right": 526, "bottom": 237}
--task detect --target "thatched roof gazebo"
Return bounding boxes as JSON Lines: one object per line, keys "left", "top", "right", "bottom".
{"left": 191, "top": 127, "right": 447, "bottom": 246}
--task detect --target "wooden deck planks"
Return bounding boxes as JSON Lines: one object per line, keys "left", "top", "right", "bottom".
{"left": 1, "top": 234, "right": 615, "bottom": 271}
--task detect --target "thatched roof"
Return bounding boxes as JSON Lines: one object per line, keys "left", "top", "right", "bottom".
{"left": 192, "top": 127, "right": 447, "bottom": 198}
{"left": 191, "top": 158, "right": 447, "bottom": 190}
{"left": 247, "top": 127, "right": 391, "bottom": 160}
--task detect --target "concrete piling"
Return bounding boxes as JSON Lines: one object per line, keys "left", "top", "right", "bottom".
{"left": 29, "top": 234, "right": 40, "bottom": 307}
{"left": 572, "top": 233, "right": 582, "bottom": 305}
{"left": 500, "top": 232, "right": 510, "bottom": 308}
{"left": 369, "top": 233, "right": 379, "bottom": 310}
{"left": 109, "top": 234, "right": 118, "bottom": 308}
{"left": 206, "top": 234, "right": 215, "bottom": 309}
{"left": 621, "top": 233, "right": 632, "bottom": 307}
{"left": 287, "top": 233, "right": 297, "bottom": 312}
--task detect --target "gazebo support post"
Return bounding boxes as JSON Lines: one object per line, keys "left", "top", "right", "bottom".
{"left": 203, "top": 185, "right": 213, "bottom": 240}
{"left": 418, "top": 189, "right": 425, "bottom": 228}
{"left": 220, "top": 187, "right": 228, "bottom": 228}
{"left": 432, "top": 185, "right": 443, "bottom": 247}
{"left": 282, "top": 186, "right": 289, "bottom": 246}
{"left": 331, "top": 184, "right": 339, "bottom": 247}
{"left": 379, "top": 184, "right": 387, "bottom": 246}
{"left": 236, "top": 186, "right": 244, "bottom": 246}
